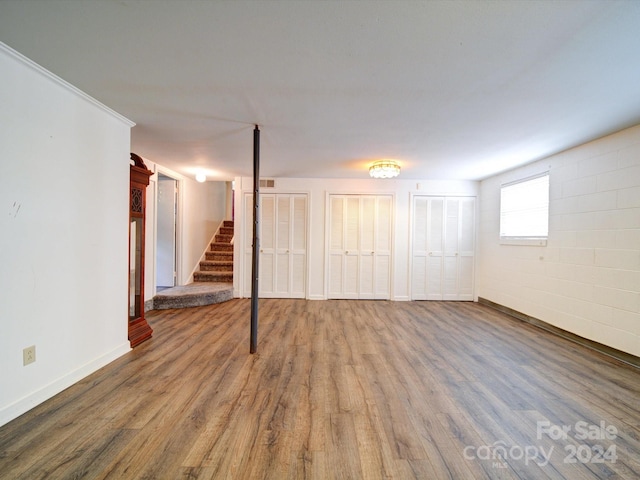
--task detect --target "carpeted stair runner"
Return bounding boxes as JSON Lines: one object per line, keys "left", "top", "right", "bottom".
{"left": 152, "top": 220, "right": 234, "bottom": 310}
{"left": 194, "top": 221, "right": 234, "bottom": 283}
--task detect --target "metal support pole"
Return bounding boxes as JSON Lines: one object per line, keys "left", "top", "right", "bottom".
{"left": 250, "top": 125, "right": 260, "bottom": 354}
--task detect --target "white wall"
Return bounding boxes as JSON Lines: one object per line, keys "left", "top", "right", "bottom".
{"left": 142, "top": 161, "right": 228, "bottom": 298}
{"left": 180, "top": 178, "right": 227, "bottom": 284}
{"left": 478, "top": 125, "right": 640, "bottom": 357}
{"left": 234, "top": 177, "right": 479, "bottom": 300}
{"left": 0, "top": 44, "right": 134, "bottom": 426}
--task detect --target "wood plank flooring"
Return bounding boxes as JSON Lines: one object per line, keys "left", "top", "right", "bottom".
{"left": 1, "top": 299, "right": 639, "bottom": 479}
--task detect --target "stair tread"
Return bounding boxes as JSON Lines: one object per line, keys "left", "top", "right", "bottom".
{"left": 195, "top": 222, "right": 235, "bottom": 284}
{"left": 194, "top": 272, "right": 233, "bottom": 278}
{"left": 210, "top": 244, "right": 233, "bottom": 252}
{"left": 199, "top": 261, "right": 233, "bottom": 271}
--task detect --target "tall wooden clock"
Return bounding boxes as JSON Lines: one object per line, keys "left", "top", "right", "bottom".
{"left": 128, "top": 153, "right": 153, "bottom": 347}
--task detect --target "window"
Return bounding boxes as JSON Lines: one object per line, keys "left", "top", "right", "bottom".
{"left": 500, "top": 173, "right": 549, "bottom": 244}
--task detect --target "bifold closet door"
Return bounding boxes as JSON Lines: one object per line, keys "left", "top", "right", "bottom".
{"left": 328, "top": 195, "right": 392, "bottom": 299}
{"left": 411, "top": 196, "right": 475, "bottom": 301}
{"left": 275, "top": 194, "right": 307, "bottom": 298}
{"left": 243, "top": 193, "right": 307, "bottom": 298}
{"left": 442, "top": 197, "right": 474, "bottom": 300}
{"left": 411, "top": 197, "right": 444, "bottom": 300}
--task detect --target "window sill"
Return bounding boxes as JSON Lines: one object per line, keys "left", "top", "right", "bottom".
{"left": 500, "top": 237, "right": 547, "bottom": 246}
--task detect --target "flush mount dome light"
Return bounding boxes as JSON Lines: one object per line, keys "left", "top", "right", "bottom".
{"left": 369, "top": 160, "right": 400, "bottom": 179}
{"left": 195, "top": 172, "right": 207, "bottom": 183}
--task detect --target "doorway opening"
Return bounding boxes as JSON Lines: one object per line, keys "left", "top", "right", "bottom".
{"left": 156, "top": 173, "right": 178, "bottom": 290}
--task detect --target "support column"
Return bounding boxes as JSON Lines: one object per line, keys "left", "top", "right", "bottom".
{"left": 250, "top": 125, "right": 260, "bottom": 354}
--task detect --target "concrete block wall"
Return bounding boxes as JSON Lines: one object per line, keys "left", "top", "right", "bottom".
{"left": 478, "top": 125, "right": 640, "bottom": 357}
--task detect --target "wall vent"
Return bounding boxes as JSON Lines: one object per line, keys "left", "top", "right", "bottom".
{"left": 259, "top": 179, "right": 275, "bottom": 188}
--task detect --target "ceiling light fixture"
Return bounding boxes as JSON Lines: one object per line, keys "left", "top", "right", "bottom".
{"left": 369, "top": 160, "right": 400, "bottom": 179}
{"left": 195, "top": 172, "right": 207, "bottom": 183}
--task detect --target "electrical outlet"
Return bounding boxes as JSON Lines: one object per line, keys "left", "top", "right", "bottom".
{"left": 23, "top": 345, "right": 36, "bottom": 366}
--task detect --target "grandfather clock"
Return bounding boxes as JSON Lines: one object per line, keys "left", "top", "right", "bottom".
{"left": 128, "top": 152, "right": 153, "bottom": 347}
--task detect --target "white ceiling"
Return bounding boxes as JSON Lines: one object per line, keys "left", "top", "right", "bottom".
{"left": 2, "top": 0, "right": 640, "bottom": 181}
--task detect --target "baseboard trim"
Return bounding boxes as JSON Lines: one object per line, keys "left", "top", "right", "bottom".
{"left": 477, "top": 297, "right": 640, "bottom": 370}
{"left": 307, "top": 295, "right": 326, "bottom": 301}
{"left": 0, "top": 342, "right": 131, "bottom": 427}
{"left": 393, "top": 295, "right": 410, "bottom": 302}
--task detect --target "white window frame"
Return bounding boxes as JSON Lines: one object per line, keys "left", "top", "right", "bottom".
{"left": 499, "top": 172, "right": 549, "bottom": 246}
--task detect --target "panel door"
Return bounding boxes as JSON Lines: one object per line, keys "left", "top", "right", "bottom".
{"left": 442, "top": 197, "right": 460, "bottom": 300}
{"left": 328, "top": 194, "right": 392, "bottom": 299}
{"left": 244, "top": 193, "right": 307, "bottom": 298}
{"left": 273, "top": 194, "right": 308, "bottom": 298}
{"left": 373, "top": 195, "right": 392, "bottom": 299}
{"left": 290, "top": 195, "right": 308, "bottom": 297}
{"left": 451, "top": 197, "right": 475, "bottom": 301}
{"left": 328, "top": 196, "right": 360, "bottom": 299}
{"left": 274, "top": 195, "right": 290, "bottom": 296}
{"left": 260, "top": 195, "right": 276, "bottom": 295}
{"left": 411, "top": 196, "right": 445, "bottom": 300}
{"left": 243, "top": 193, "right": 254, "bottom": 295}
{"left": 156, "top": 175, "right": 178, "bottom": 288}
{"left": 358, "top": 196, "right": 376, "bottom": 298}
{"left": 411, "top": 196, "right": 475, "bottom": 301}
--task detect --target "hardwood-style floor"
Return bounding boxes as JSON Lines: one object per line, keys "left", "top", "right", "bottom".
{"left": 1, "top": 299, "right": 639, "bottom": 479}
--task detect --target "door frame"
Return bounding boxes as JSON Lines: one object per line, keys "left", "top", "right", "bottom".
{"left": 154, "top": 169, "right": 182, "bottom": 292}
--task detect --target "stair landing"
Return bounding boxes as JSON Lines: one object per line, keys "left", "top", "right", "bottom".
{"left": 152, "top": 282, "right": 233, "bottom": 310}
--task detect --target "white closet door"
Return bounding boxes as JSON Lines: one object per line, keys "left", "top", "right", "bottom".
{"left": 359, "top": 196, "right": 376, "bottom": 299}
{"left": 260, "top": 195, "right": 276, "bottom": 295}
{"left": 374, "top": 195, "right": 392, "bottom": 299}
{"left": 274, "top": 195, "right": 290, "bottom": 296}
{"left": 425, "top": 197, "right": 445, "bottom": 300}
{"left": 411, "top": 196, "right": 475, "bottom": 301}
{"left": 344, "top": 196, "right": 361, "bottom": 298}
{"left": 243, "top": 194, "right": 254, "bottom": 295}
{"left": 456, "top": 197, "right": 475, "bottom": 301}
{"left": 442, "top": 197, "right": 460, "bottom": 300}
{"left": 244, "top": 193, "right": 307, "bottom": 298}
{"left": 328, "top": 196, "right": 345, "bottom": 298}
{"left": 442, "top": 197, "right": 476, "bottom": 301}
{"left": 411, "top": 196, "right": 429, "bottom": 300}
{"left": 291, "top": 195, "right": 307, "bottom": 297}
{"left": 328, "top": 194, "right": 392, "bottom": 299}
{"left": 411, "top": 196, "right": 445, "bottom": 300}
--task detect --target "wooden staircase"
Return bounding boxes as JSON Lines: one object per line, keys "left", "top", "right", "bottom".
{"left": 194, "top": 220, "right": 234, "bottom": 283}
